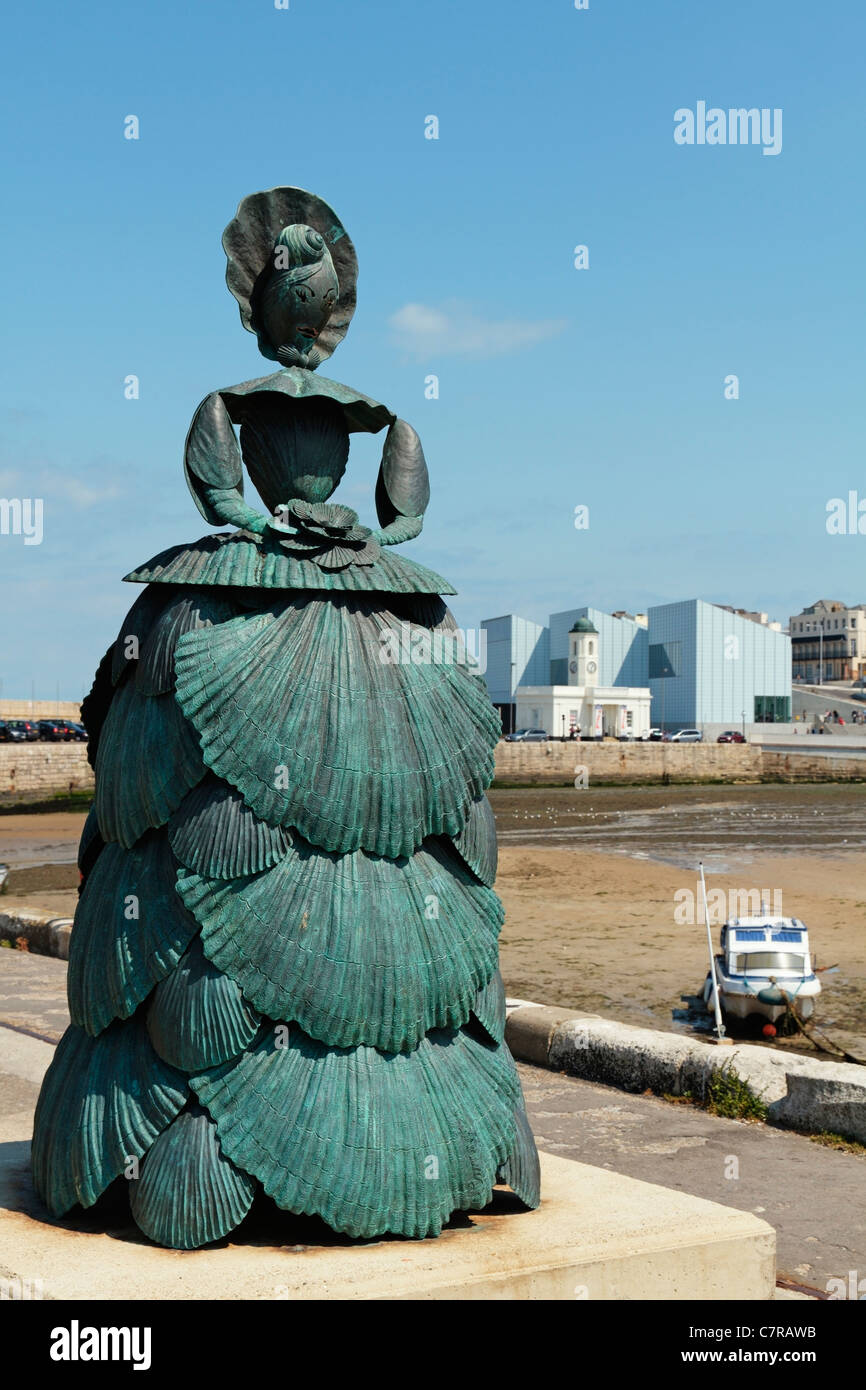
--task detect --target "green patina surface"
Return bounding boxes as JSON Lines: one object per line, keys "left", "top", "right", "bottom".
{"left": 31, "top": 186, "right": 540, "bottom": 1248}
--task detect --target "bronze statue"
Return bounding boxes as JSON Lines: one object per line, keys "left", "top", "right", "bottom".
{"left": 32, "top": 187, "right": 540, "bottom": 1247}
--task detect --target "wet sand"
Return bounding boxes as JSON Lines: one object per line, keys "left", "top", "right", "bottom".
{"left": 492, "top": 783, "right": 866, "bottom": 867}
{"left": 0, "top": 812, "right": 84, "bottom": 918}
{"left": 496, "top": 844, "right": 866, "bottom": 1037}
{"left": 490, "top": 785, "right": 866, "bottom": 1039}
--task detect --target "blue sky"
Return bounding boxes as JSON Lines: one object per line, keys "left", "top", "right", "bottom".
{"left": 1, "top": 0, "right": 864, "bottom": 699}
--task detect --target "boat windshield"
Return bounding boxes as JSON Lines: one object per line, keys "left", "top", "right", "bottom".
{"left": 732, "top": 952, "right": 807, "bottom": 974}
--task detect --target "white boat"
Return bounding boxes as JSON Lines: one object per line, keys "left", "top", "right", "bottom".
{"left": 702, "top": 916, "right": 821, "bottom": 1030}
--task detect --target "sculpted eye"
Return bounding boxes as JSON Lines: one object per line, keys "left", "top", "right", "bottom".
{"left": 295, "top": 285, "right": 310, "bottom": 302}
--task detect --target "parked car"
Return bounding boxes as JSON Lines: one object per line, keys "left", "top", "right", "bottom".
{"left": 37, "top": 720, "right": 71, "bottom": 742}
{"left": 9, "top": 720, "right": 38, "bottom": 741}
{"left": 641, "top": 728, "right": 664, "bottom": 741}
{"left": 10, "top": 719, "right": 40, "bottom": 741}
{"left": 65, "top": 722, "right": 88, "bottom": 741}
{"left": 670, "top": 728, "right": 703, "bottom": 743}
{"left": 504, "top": 728, "right": 549, "bottom": 742}
{"left": 0, "top": 720, "right": 27, "bottom": 743}
{"left": 717, "top": 730, "right": 746, "bottom": 743}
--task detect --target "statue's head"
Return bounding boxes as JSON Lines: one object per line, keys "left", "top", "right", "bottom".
{"left": 259, "top": 225, "right": 340, "bottom": 369}
{"left": 223, "top": 187, "right": 358, "bottom": 371}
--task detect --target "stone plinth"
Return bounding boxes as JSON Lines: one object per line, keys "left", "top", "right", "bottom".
{"left": 0, "top": 1050, "right": 775, "bottom": 1300}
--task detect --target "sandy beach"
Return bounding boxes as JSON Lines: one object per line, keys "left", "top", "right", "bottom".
{"left": 496, "top": 845, "right": 866, "bottom": 1036}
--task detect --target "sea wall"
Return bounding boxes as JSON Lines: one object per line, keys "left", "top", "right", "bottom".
{"left": 760, "top": 749, "right": 866, "bottom": 782}
{"left": 0, "top": 739, "right": 864, "bottom": 801}
{"left": 0, "top": 702, "right": 82, "bottom": 721}
{"left": 494, "top": 740, "right": 866, "bottom": 785}
{"left": 505, "top": 1004, "right": 866, "bottom": 1145}
{"left": 0, "top": 745, "right": 94, "bottom": 799}
{"left": 494, "top": 740, "right": 762, "bottom": 784}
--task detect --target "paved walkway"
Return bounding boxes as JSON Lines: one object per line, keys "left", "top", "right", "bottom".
{"left": 1, "top": 950, "right": 862, "bottom": 1293}
{"left": 517, "top": 1063, "right": 865, "bottom": 1292}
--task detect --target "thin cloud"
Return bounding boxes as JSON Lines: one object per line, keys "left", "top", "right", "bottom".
{"left": 38, "top": 473, "right": 121, "bottom": 508}
{"left": 389, "top": 300, "right": 567, "bottom": 361}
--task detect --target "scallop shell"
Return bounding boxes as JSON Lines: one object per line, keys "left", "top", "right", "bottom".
{"left": 471, "top": 967, "right": 506, "bottom": 1045}
{"left": 450, "top": 794, "right": 498, "bottom": 886}
{"left": 111, "top": 584, "right": 174, "bottom": 686}
{"left": 80, "top": 645, "right": 115, "bottom": 769}
{"left": 95, "top": 678, "right": 205, "bottom": 848}
{"left": 136, "top": 590, "right": 238, "bottom": 696}
{"left": 304, "top": 539, "right": 377, "bottom": 571}
{"left": 31, "top": 1016, "right": 187, "bottom": 1216}
{"left": 124, "top": 532, "right": 456, "bottom": 595}
{"left": 385, "top": 594, "right": 457, "bottom": 630}
{"left": 173, "top": 596, "right": 500, "bottom": 858}
{"left": 77, "top": 804, "right": 105, "bottom": 883}
{"left": 497, "top": 1104, "right": 542, "bottom": 1210}
{"left": 239, "top": 395, "right": 350, "bottom": 512}
{"left": 68, "top": 831, "right": 199, "bottom": 1036}
{"left": 177, "top": 835, "right": 503, "bottom": 1053}
{"left": 147, "top": 935, "right": 261, "bottom": 1072}
{"left": 168, "top": 776, "right": 291, "bottom": 879}
{"left": 130, "top": 1103, "right": 257, "bottom": 1249}
{"left": 192, "top": 1022, "right": 520, "bottom": 1240}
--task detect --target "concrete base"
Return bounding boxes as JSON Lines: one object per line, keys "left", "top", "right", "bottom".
{"left": 0, "top": 1123, "right": 775, "bottom": 1300}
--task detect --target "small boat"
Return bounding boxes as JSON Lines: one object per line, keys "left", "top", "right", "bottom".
{"left": 702, "top": 916, "right": 822, "bottom": 1031}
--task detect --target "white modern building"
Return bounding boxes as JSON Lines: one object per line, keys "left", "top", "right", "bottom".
{"left": 648, "top": 599, "right": 791, "bottom": 737}
{"left": 515, "top": 616, "right": 652, "bottom": 740}
{"left": 484, "top": 598, "right": 791, "bottom": 737}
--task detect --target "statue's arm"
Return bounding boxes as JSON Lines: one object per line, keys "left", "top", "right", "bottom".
{"left": 183, "top": 391, "right": 269, "bottom": 533}
{"left": 372, "top": 418, "right": 430, "bottom": 545}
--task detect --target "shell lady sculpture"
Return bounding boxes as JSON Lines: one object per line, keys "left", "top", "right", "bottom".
{"left": 31, "top": 187, "right": 540, "bottom": 1247}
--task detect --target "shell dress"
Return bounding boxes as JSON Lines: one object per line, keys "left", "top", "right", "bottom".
{"left": 31, "top": 189, "right": 541, "bottom": 1249}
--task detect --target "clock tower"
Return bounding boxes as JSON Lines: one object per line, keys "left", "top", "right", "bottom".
{"left": 568, "top": 616, "right": 599, "bottom": 687}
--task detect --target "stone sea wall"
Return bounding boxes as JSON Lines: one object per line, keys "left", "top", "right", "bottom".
{"left": 494, "top": 740, "right": 763, "bottom": 784}
{"left": 0, "top": 702, "right": 83, "bottom": 721}
{"left": 0, "top": 745, "right": 94, "bottom": 798}
{"left": 0, "top": 739, "right": 864, "bottom": 800}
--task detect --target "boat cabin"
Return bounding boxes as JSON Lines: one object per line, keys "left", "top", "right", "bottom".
{"left": 719, "top": 917, "right": 813, "bottom": 980}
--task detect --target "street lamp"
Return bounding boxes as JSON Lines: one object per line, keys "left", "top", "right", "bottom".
{"left": 818, "top": 621, "right": 823, "bottom": 686}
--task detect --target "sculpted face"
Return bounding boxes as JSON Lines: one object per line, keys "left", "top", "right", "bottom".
{"left": 259, "top": 227, "right": 339, "bottom": 367}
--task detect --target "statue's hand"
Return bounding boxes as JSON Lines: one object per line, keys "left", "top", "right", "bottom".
{"left": 198, "top": 483, "right": 269, "bottom": 535}
{"left": 375, "top": 418, "right": 430, "bottom": 544}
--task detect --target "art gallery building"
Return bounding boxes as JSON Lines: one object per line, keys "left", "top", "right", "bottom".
{"left": 482, "top": 600, "right": 791, "bottom": 738}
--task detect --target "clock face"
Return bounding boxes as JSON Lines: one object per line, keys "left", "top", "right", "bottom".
{"left": 586, "top": 660, "right": 597, "bottom": 674}
{"left": 569, "top": 660, "right": 578, "bottom": 674}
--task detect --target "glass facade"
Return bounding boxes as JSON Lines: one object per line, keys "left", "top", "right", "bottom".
{"left": 647, "top": 600, "right": 791, "bottom": 727}
{"left": 482, "top": 615, "right": 549, "bottom": 705}
{"left": 755, "top": 695, "right": 791, "bottom": 722}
